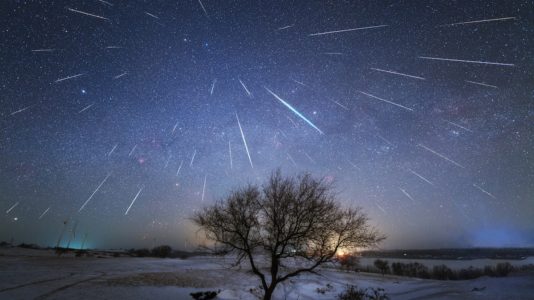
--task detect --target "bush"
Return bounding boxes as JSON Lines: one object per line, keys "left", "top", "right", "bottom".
{"left": 391, "top": 262, "right": 403, "bottom": 276}
{"left": 339, "top": 254, "right": 360, "bottom": 271}
{"left": 133, "top": 248, "right": 151, "bottom": 257}
{"left": 18, "top": 243, "right": 40, "bottom": 249}
{"left": 337, "top": 285, "right": 389, "bottom": 300}
{"left": 316, "top": 283, "right": 334, "bottom": 294}
{"left": 433, "top": 264, "right": 455, "bottom": 280}
{"left": 337, "top": 285, "right": 367, "bottom": 300}
{"left": 151, "top": 245, "right": 172, "bottom": 258}
{"left": 432, "top": 265, "right": 456, "bottom": 280}
{"left": 494, "top": 262, "right": 513, "bottom": 277}
{"left": 374, "top": 259, "right": 390, "bottom": 275}
{"left": 190, "top": 290, "right": 219, "bottom": 300}
{"left": 457, "top": 266, "right": 483, "bottom": 280}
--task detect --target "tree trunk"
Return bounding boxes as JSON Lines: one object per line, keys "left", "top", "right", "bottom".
{"left": 263, "top": 289, "right": 272, "bottom": 300}
{"left": 263, "top": 284, "right": 277, "bottom": 300}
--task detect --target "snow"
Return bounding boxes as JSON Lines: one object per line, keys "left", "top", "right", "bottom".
{"left": 1, "top": 248, "right": 533, "bottom": 299}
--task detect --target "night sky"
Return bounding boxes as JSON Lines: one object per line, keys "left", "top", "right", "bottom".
{"left": 1, "top": 0, "right": 533, "bottom": 250}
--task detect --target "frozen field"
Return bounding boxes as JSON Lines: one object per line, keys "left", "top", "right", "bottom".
{"left": 1, "top": 248, "right": 533, "bottom": 300}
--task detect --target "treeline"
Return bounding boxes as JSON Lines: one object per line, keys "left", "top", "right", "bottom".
{"left": 361, "top": 248, "right": 534, "bottom": 260}
{"left": 370, "top": 259, "right": 521, "bottom": 280}
{"left": 338, "top": 255, "right": 534, "bottom": 280}
{"left": 127, "top": 245, "right": 207, "bottom": 259}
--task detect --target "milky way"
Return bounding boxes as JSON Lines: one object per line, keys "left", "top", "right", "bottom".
{"left": 1, "top": 1, "right": 533, "bottom": 249}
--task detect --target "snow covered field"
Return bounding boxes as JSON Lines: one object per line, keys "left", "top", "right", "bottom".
{"left": 1, "top": 248, "right": 533, "bottom": 300}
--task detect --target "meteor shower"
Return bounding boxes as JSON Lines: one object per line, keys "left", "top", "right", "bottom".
{"left": 1, "top": 1, "right": 533, "bottom": 299}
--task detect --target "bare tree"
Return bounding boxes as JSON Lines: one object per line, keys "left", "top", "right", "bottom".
{"left": 193, "top": 170, "right": 385, "bottom": 300}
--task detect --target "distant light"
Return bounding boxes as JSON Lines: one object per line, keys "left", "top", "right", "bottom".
{"left": 81, "top": 89, "right": 87, "bottom": 94}
{"left": 13, "top": 217, "right": 18, "bottom": 221}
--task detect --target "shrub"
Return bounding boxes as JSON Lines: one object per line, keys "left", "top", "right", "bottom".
{"left": 391, "top": 262, "right": 403, "bottom": 276}
{"left": 406, "top": 262, "right": 429, "bottom": 278}
{"left": 151, "top": 245, "right": 172, "bottom": 258}
{"left": 190, "top": 290, "right": 219, "bottom": 300}
{"left": 433, "top": 264, "right": 455, "bottom": 280}
{"left": 374, "top": 259, "right": 390, "bottom": 275}
{"left": 339, "top": 254, "right": 360, "bottom": 271}
{"left": 133, "top": 248, "right": 151, "bottom": 257}
{"left": 18, "top": 243, "right": 40, "bottom": 249}
{"left": 337, "top": 285, "right": 367, "bottom": 300}
{"left": 483, "top": 265, "right": 495, "bottom": 277}
{"left": 337, "top": 285, "right": 389, "bottom": 300}
{"left": 316, "top": 283, "right": 334, "bottom": 294}
{"left": 457, "top": 266, "right": 483, "bottom": 280}
{"left": 494, "top": 262, "right": 513, "bottom": 277}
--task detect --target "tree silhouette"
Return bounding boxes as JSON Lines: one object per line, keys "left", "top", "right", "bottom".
{"left": 193, "top": 170, "right": 385, "bottom": 300}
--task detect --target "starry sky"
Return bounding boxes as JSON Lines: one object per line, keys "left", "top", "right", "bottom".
{"left": 1, "top": 0, "right": 533, "bottom": 250}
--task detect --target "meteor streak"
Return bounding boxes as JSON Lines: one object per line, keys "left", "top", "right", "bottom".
{"left": 78, "top": 172, "right": 112, "bottom": 212}
{"left": 164, "top": 155, "right": 171, "bottom": 168}
{"left": 38, "top": 207, "right": 50, "bottom": 220}
{"left": 10, "top": 105, "right": 34, "bottom": 116}
{"left": 128, "top": 144, "right": 137, "bottom": 157}
{"left": 172, "top": 121, "right": 179, "bottom": 134}
{"left": 407, "top": 168, "right": 434, "bottom": 186}
{"left": 443, "top": 119, "right": 473, "bottom": 133}
{"left": 303, "top": 152, "right": 316, "bottom": 164}
{"left": 125, "top": 187, "right": 144, "bottom": 215}
{"left": 286, "top": 116, "right": 298, "bottom": 128}
{"left": 473, "top": 184, "right": 497, "bottom": 199}
{"left": 440, "top": 17, "right": 516, "bottom": 27}
{"left": 108, "top": 144, "right": 118, "bottom": 156}
{"left": 6, "top": 202, "right": 19, "bottom": 214}
{"left": 287, "top": 153, "right": 297, "bottom": 167}
{"left": 201, "top": 175, "right": 207, "bottom": 202}
{"left": 264, "top": 87, "right": 324, "bottom": 134}
{"left": 238, "top": 78, "right": 252, "bottom": 97}
{"left": 370, "top": 68, "right": 425, "bottom": 80}
{"left": 278, "top": 24, "right": 294, "bottom": 30}
{"left": 190, "top": 149, "right": 197, "bottom": 167}
{"left": 210, "top": 79, "right": 217, "bottom": 95}
{"left": 145, "top": 12, "right": 159, "bottom": 19}
{"left": 32, "top": 49, "right": 56, "bottom": 52}
{"left": 78, "top": 103, "right": 94, "bottom": 113}
{"left": 55, "top": 73, "right": 84, "bottom": 83}
{"left": 197, "top": 0, "right": 209, "bottom": 18}
{"left": 419, "top": 56, "right": 514, "bottom": 67}
{"left": 291, "top": 79, "right": 307, "bottom": 87}
{"left": 465, "top": 80, "right": 498, "bottom": 89}
{"left": 418, "top": 144, "right": 465, "bottom": 168}
{"left": 113, "top": 72, "right": 127, "bottom": 79}
{"left": 348, "top": 160, "right": 360, "bottom": 170}
{"left": 236, "top": 113, "right": 254, "bottom": 168}
{"left": 309, "top": 24, "right": 388, "bottom": 36}
{"left": 97, "top": 0, "right": 114, "bottom": 6}
{"left": 375, "top": 203, "right": 387, "bottom": 214}
{"left": 399, "top": 188, "right": 416, "bottom": 203}
{"left": 376, "top": 134, "right": 394, "bottom": 146}
{"left": 330, "top": 99, "right": 349, "bottom": 110}
{"left": 176, "top": 160, "right": 184, "bottom": 176}
{"left": 357, "top": 91, "right": 414, "bottom": 112}
{"left": 228, "top": 140, "right": 233, "bottom": 169}
{"left": 67, "top": 8, "right": 108, "bottom": 20}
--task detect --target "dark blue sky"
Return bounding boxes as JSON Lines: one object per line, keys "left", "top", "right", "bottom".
{"left": 1, "top": 0, "right": 533, "bottom": 249}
